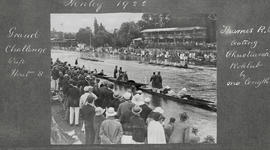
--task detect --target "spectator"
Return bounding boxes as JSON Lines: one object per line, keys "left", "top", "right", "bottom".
{"left": 188, "top": 127, "right": 200, "bottom": 144}
{"left": 117, "top": 92, "right": 134, "bottom": 144}
{"left": 139, "top": 98, "right": 152, "bottom": 121}
{"left": 202, "top": 135, "right": 215, "bottom": 144}
{"left": 93, "top": 107, "right": 106, "bottom": 144}
{"left": 130, "top": 105, "right": 147, "bottom": 144}
{"left": 67, "top": 81, "right": 81, "bottom": 126}
{"left": 147, "top": 112, "right": 166, "bottom": 144}
{"left": 99, "top": 107, "right": 123, "bottom": 144}
{"left": 164, "top": 117, "right": 176, "bottom": 143}
{"left": 81, "top": 95, "right": 96, "bottom": 144}
{"left": 169, "top": 112, "right": 191, "bottom": 143}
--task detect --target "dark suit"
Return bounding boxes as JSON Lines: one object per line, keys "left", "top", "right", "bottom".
{"left": 67, "top": 86, "right": 80, "bottom": 107}
{"left": 98, "top": 87, "right": 113, "bottom": 108}
{"left": 81, "top": 104, "right": 95, "bottom": 144}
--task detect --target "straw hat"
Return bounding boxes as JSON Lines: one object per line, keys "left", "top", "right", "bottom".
{"left": 144, "top": 97, "right": 151, "bottom": 103}
{"left": 95, "top": 107, "right": 105, "bottom": 116}
{"left": 105, "top": 107, "right": 117, "bottom": 117}
{"left": 122, "top": 92, "right": 132, "bottom": 100}
{"left": 164, "top": 86, "right": 171, "bottom": 89}
{"left": 180, "top": 88, "right": 187, "bottom": 92}
{"left": 131, "top": 94, "right": 145, "bottom": 106}
{"left": 132, "top": 105, "right": 142, "bottom": 116}
{"left": 153, "top": 107, "right": 164, "bottom": 114}
{"left": 83, "top": 86, "right": 93, "bottom": 92}
{"left": 136, "top": 90, "right": 143, "bottom": 94}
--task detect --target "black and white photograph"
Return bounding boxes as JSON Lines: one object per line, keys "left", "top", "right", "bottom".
{"left": 50, "top": 13, "right": 217, "bottom": 145}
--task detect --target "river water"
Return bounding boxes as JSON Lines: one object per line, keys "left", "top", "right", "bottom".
{"left": 51, "top": 49, "right": 217, "bottom": 142}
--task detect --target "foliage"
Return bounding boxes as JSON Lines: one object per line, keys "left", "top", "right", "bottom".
{"left": 117, "top": 22, "right": 141, "bottom": 47}
{"left": 74, "top": 13, "right": 215, "bottom": 48}
{"left": 76, "top": 27, "right": 93, "bottom": 45}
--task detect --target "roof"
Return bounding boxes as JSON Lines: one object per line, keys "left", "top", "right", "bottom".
{"left": 141, "top": 27, "right": 206, "bottom": 33}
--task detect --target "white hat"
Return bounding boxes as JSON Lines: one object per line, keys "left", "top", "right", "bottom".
{"left": 153, "top": 107, "right": 164, "bottom": 114}
{"left": 180, "top": 88, "right": 187, "bottom": 92}
{"left": 131, "top": 94, "right": 145, "bottom": 106}
{"left": 132, "top": 105, "right": 142, "bottom": 116}
{"left": 137, "top": 90, "right": 143, "bottom": 94}
{"left": 95, "top": 107, "right": 105, "bottom": 116}
{"left": 123, "top": 92, "right": 132, "bottom": 100}
{"left": 165, "top": 86, "right": 171, "bottom": 89}
{"left": 84, "top": 86, "right": 93, "bottom": 92}
{"left": 105, "top": 107, "right": 117, "bottom": 117}
{"left": 144, "top": 97, "right": 151, "bottom": 103}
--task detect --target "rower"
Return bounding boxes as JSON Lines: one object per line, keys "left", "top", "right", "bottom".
{"left": 122, "top": 71, "right": 128, "bottom": 81}
{"left": 99, "top": 69, "right": 104, "bottom": 76}
{"left": 177, "top": 88, "right": 192, "bottom": 100}
{"left": 162, "top": 86, "right": 177, "bottom": 96}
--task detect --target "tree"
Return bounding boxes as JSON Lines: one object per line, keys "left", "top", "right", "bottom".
{"left": 117, "top": 22, "right": 141, "bottom": 47}
{"left": 94, "top": 18, "right": 99, "bottom": 35}
{"left": 76, "top": 27, "right": 93, "bottom": 46}
{"left": 137, "top": 13, "right": 172, "bottom": 30}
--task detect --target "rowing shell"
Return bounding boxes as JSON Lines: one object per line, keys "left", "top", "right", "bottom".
{"left": 138, "top": 87, "right": 217, "bottom": 112}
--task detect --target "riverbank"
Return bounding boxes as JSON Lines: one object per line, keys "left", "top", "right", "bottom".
{"left": 51, "top": 49, "right": 217, "bottom": 142}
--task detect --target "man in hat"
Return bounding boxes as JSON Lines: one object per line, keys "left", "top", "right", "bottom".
{"left": 164, "top": 117, "right": 176, "bottom": 143}
{"left": 116, "top": 92, "right": 134, "bottom": 143}
{"left": 117, "top": 92, "right": 134, "bottom": 123}
{"left": 129, "top": 105, "right": 147, "bottom": 144}
{"left": 93, "top": 107, "right": 106, "bottom": 144}
{"left": 188, "top": 127, "right": 200, "bottom": 144}
{"left": 99, "top": 107, "right": 123, "bottom": 144}
{"left": 79, "top": 86, "right": 97, "bottom": 108}
{"left": 81, "top": 95, "right": 96, "bottom": 144}
{"left": 169, "top": 112, "right": 191, "bottom": 143}
{"left": 131, "top": 92, "right": 144, "bottom": 106}
{"left": 202, "top": 135, "right": 215, "bottom": 144}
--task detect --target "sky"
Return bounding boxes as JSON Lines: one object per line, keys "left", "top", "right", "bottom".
{"left": 51, "top": 13, "right": 143, "bottom": 33}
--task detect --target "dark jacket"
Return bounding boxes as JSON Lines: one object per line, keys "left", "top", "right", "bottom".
{"left": 140, "top": 104, "right": 152, "bottom": 121}
{"left": 94, "top": 115, "right": 106, "bottom": 144}
{"left": 67, "top": 86, "right": 81, "bottom": 107}
{"left": 81, "top": 104, "right": 96, "bottom": 144}
{"left": 156, "top": 75, "right": 163, "bottom": 89}
{"left": 52, "top": 67, "right": 59, "bottom": 80}
{"left": 130, "top": 115, "right": 147, "bottom": 142}
{"left": 150, "top": 75, "right": 157, "bottom": 88}
{"left": 98, "top": 87, "right": 114, "bottom": 108}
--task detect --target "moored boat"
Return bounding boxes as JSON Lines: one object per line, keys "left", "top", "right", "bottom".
{"left": 148, "top": 61, "right": 190, "bottom": 69}
{"left": 80, "top": 56, "right": 104, "bottom": 62}
{"left": 94, "top": 74, "right": 216, "bottom": 112}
